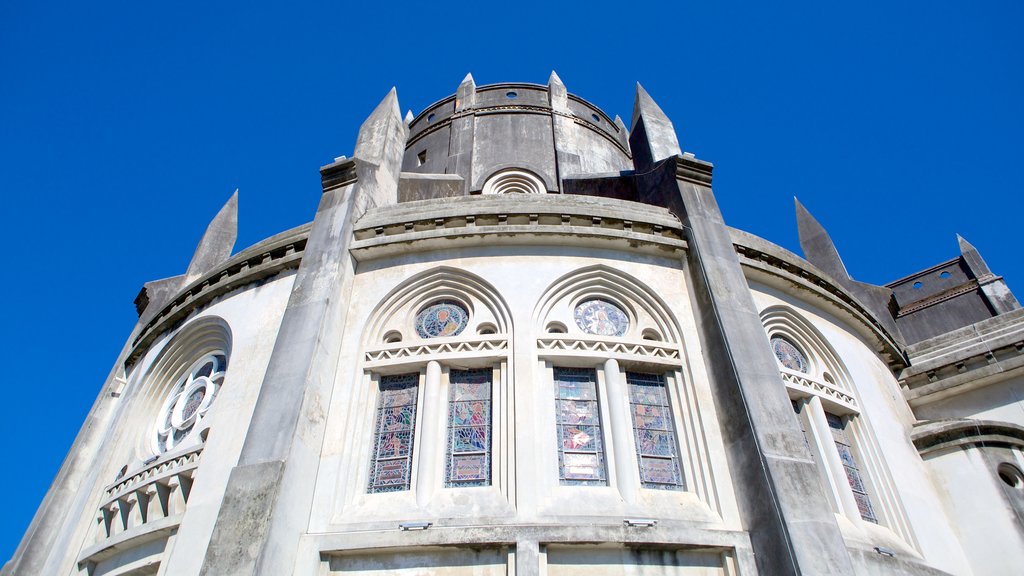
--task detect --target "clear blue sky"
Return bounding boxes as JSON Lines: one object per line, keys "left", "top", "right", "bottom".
{"left": 1, "top": 0, "right": 1021, "bottom": 564}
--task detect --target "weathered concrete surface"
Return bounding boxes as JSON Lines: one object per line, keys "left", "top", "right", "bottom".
{"left": 630, "top": 85, "right": 854, "bottom": 575}
{"left": 199, "top": 88, "right": 406, "bottom": 576}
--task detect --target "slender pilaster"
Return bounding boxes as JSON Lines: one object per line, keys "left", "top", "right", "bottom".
{"left": 603, "top": 358, "right": 639, "bottom": 504}
{"left": 416, "top": 361, "right": 444, "bottom": 506}
{"left": 446, "top": 74, "right": 476, "bottom": 193}
{"left": 548, "top": 71, "right": 581, "bottom": 186}
{"left": 198, "top": 88, "right": 406, "bottom": 576}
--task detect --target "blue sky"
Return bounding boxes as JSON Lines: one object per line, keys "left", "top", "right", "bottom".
{"left": 1, "top": 0, "right": 1021, "bottom": 564}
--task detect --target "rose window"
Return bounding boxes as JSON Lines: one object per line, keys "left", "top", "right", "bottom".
{"left": 771, "top": 337, "right": 809, "bottom": 373}
{"left": 415, "top": 300, "right": 469, "bottom": 338}
{"left": 153, "top": 352, "right": 227, "bottom": 453}
{"left": 574, "top": 299, "right": 629, "bottom": 337}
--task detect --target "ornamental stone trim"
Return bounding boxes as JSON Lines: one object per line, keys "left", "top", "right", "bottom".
{"left": 537, "top": 336, "right": 682, "bottom": 363}
{"left": 364, "top": 337, "right": 508, "bottom": 367}
{"left": 780, "top": 370, "right": 858, "bottom": 411}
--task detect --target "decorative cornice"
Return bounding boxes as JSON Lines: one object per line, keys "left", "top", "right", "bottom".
{"left": 912, "top": 418, "right": 1024, "bottom": 455}
{"left": 675, "top": 154, "right": 714, "bottom": 186}
{"left": 320, "top": 157, "right": 359, "bottom": 192}
{"left": 127, "top": 224, "right": 311, "bottom": 367}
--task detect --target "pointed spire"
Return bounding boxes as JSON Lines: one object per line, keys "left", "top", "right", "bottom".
{"left": 185, "top": 190, "right": 238, "bottom": 284}
{"left": 404, "top": 109, "right": 414, "bottom": 126}
{"left": 795, "top": 197, "right": 850, "bottom": 281}
{"left": 354, "top": 87, "right": 403, "bottom": 163}
{"left": 613, "top": 115, "right": 629, "bottom": 146}
{"left": 455, "top": 73, "right": 476, "bottom": 112}
{"left": 628, "top": 83, "right": 681, "bottom": 171}
{"left": 958, "top": 234, "right": 994, "bottom": 278}
{"left": 548, "top": 70, "right": 568, "bottom": 110}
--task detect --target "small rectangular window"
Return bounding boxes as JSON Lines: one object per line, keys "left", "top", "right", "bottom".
{"left": 368, "top": 373, "right": 419, "bottom": 493}
{"left": 554, "top": 367, "right": 607, "bottom": 485}
{"left": 627, "top": 372, "right": 684, "bottom": 490}
{"left": 445, "top": 369, "right": 492, "bottom": 487}
{"left": 826, "top": 412, "right": 877, "bottom": 523}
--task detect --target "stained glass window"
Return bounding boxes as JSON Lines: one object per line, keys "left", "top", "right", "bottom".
{"left": 153, "top": 352, "right": 227, "bottom": 454}
{"left": 574, "top": 299, "right": 629, "bottom": 337}
{"left": 368, "top": 374, "right": 419, "bottom": 493}
{"left": 627, "top": 372, "right": 684, "bottom": 490}
{"left": 445, "top": 369, "right": 492, "bottom": 487}
{"left": 554, "top": 367, "right": 607, "bottom": 485}
{"left": 415, "top": 300, "right": 469, "bottom": 338}
{"left": 826, "top": 412, "right": 877, "bottom": 523}
{"left": 771, "top": 336, "right": 809, "bottom": 373}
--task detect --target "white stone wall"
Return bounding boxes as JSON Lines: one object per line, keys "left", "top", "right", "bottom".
{"left": 310, "top": 245, "right": 744, "bottom": 565}
{"left": 748, "top": 281, "right": 974, "bottom": 576}
{"left": 69, "top": 271, "right": 297, "bottom": 576}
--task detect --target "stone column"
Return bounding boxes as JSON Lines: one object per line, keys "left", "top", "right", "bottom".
{"left": 416, "top": 361, "right": 444, "bottom": 506}
{"left": 603, "top": 358, "right": 639, "bottom": 504}
{"left": 806, "top": 396, "right": 861, "bottom": 520}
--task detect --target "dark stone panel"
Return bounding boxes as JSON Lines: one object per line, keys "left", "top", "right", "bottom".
{"left": 562, "top": 173, "right": 638, "bottom": 202}
{"left": 897, "top": 290, "right": 995, "bottom": 343}
{"left": 408, "top": 96, "right": 455, "bottom": 138}
{"left": 474, "top": 84, "right": 549, "bottom": 108}
{"left": 402, "top": 127, "right": 450, "bottom": 174}
{"left": 471, "top": 114, "right": 557, "bottom": 191}
{"left": 890, "top": 260, "right": 973, "bottom": 308}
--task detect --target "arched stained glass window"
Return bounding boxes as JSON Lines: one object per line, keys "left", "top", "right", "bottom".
{"left": 574, "top": 299, "right": 629, "bottom": 336}
{"left": 368, "top": 373, "right": 419, "bottom": 493}
{"left": 415, "top": 300, "right": 469, "bottom": 338}
{"left": 771, "top": 336, "right": 809, "bottom": 373}
{"left": 627, "top": 372, "right": 684, "bottom": 490}
{"left": 445, "top": 369, "right": 492, "bottom": 487}
{"left": 554, "top": 367, "right": 607, "bottom": 485}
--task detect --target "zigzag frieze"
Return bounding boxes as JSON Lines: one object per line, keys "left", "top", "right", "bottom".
{"left": 365, "top": 339, "right": 508, "bottom": 362}
{"left": 536, "top": 338, "right": 681, "bottom": 360}
{"left": 104, "top": 448, "right": 203, "bottom": 499}
{"left": 780, "top": 371, "right": 857, "bottom": 408}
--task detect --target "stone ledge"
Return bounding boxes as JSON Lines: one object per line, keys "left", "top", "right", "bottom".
{"left": 911, "top": 418, "right": 1024, "bottom": 456}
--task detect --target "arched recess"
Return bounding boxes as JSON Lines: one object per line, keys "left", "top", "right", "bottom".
{"left": 534, "top": 265, "right": 682, "bottom": 344}
{"left": 760, "top": 305, "right": 854, "bottom": 394}
{"left": 363, "top": 266, "right": 513, "bottom": 346}
{"left": 133, "top": 316, "right": 233, "bottom": 459}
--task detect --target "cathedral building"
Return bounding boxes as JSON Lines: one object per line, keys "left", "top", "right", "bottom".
{"left": 5, "top": 74, "right": 1024, "bottom": 576}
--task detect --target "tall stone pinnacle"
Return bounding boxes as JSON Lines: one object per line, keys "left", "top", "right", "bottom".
{"left": 548, "top": 70, "right": 568, "bottom": 110}
{"left": 957, "top": 234, "right": 994, "bottom": 278}
{"left": 456, "top": 73, "right": 476, "bottom": 111}
{"left": 353, "top": 87, "right": 403, "bottom": 164}
{"left": 795, "top": 197, "right": 850, "bottom": 282}
{"left": 185, "top": 190, "right": 238, "bottom": 285}
{"left": 629, "top": 83, "right": 681, "bottom": 171}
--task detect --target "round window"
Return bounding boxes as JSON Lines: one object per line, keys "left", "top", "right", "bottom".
{"left": 574, "top": 299, "right": 629, "bottom": 336}
{"left": 415, "top": 300, "right": 469, "bottom": 338}
{"left": 153, "top": 352, "right": 227, "bottom": 454}
{"left": 771, "top": 337, "right": 809, "bottom": 373}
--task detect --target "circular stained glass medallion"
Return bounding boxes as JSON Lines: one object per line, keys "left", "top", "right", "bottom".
{"left": 415, "top": 300, "right": 469, "bottom": 338}
{"left": 771, "top": 337, "right": 809, "bottom": 373}
{"left": 153, "top": 352, "right": 227, "bottom": 454}
{"left": 574, "top": 299, "right": 629, "bottom": 336}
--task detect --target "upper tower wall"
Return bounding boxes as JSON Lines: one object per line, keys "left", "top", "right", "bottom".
{"left": 400, "top": 79, "right": 632, "bottom": 200}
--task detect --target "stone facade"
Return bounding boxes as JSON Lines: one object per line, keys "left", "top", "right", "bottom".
{"left": 5, "top": 74, "right": 1023, "bottom": 576}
